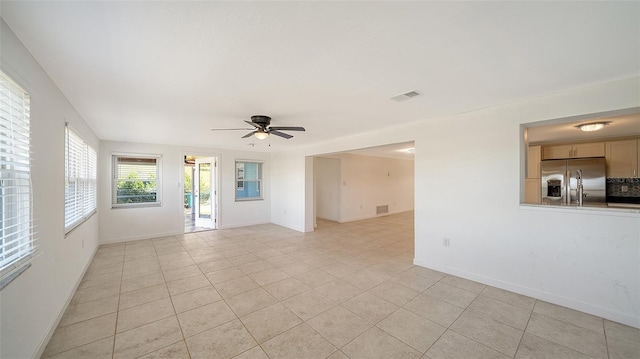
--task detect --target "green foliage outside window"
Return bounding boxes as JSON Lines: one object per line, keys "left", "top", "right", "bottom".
{"left": 117, "top": 173, "right": 157, "bottom": 203}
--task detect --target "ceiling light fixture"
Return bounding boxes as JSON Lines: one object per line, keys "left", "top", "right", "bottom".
{"left": 575, "top": 121, "right": 610, "bottom": 132}
{"left": 254, "top": 129, "right": 269, "bottom": 140}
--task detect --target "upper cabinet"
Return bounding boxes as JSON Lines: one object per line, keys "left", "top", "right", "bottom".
{"left": 542, "top": 142, "right": 605, "bottom": 160}
{"left": 605, "top": 139, "right": 639, "bottom": 178}
{"left": 542, "top": 144, "right": 572, "bottom": 160}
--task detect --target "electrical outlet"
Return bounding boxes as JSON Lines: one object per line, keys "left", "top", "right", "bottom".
{"left": 443, "top": 238, "right": 450, "bottom": 247}
{"left": 621, "top": 185, "right": 628, "bottom": 192}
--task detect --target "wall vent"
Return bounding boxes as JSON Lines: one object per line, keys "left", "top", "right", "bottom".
{"left": 376, "top": 205, "right": 389, "bottom": 215}
{"left": 390, "top": 90, "right": 420, "bottom": 102}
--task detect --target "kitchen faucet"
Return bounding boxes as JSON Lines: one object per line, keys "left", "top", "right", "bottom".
{"left": 576, "top": 169, "right": 584, "bottom": 206}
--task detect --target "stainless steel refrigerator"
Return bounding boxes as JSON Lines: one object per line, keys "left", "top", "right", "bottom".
{"left": 541, "top": 157, "right": 606, "bottom": 206}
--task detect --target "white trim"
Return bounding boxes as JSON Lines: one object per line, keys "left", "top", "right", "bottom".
{"left": 111, "top": 153, "right": 162, "bottom": 208}
{"left": 99, "top": 230, "right": 182, "bottom": 245}
{"left": 519, "top": 203, "right": 640, "bottom": 217}
{"left": 218, "top": 220, "right": 271, "bottom": 230}
{"left": 234, "top": 160, "right": 263, "bottom": 201}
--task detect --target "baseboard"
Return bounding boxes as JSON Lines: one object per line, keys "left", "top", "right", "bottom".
{"left": 339, "top": 209, "right": 413, "bottom": 223}
{"left": 99, "top": 230, "right": 182, "bottom": 245}
{"left": 218, "top": 220, "right": 271, "bottom": 230}
{"left": 413, "top": 258, "right": 640, "bottom": 329}
{"left": 270, "top": 219, "right": 305, "bottom": 233}
{"left": 33, "top": 245, "right": 99, "bottom": 359}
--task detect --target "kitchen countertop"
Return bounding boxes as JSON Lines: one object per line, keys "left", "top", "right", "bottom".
{"left": 521, "top": 203, "right": 640, "bottom": 215}
{"left": 608, "top": 202, "right": 640, "bottom": 209}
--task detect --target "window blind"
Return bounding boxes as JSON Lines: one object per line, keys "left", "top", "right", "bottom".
{"left": 64, "top": 125, "right": 97, "bottom": 233}
{"left": 0, "top": 71, "right": 37, "bottom": 286}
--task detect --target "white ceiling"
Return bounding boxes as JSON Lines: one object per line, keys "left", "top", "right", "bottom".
{"left": 1, "top": 2, "right": 638, "bottom": 152}
{"left": 528, "top": 112, "right": 640, "bottom": 144}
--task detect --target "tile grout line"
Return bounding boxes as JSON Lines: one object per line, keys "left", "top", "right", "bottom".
{"left": 603, "top": 318, "right": 611, "bottom": 359}
{"left": 184, "top": 235, "right": 265, "bottom": 357}
{"left": 153, "top": 237, "right": 192, "bottom": 359}
{"left": 112, "top": 248, "right": 125, "bottom": 359}
{"left": 513, "top": 298, "right": 537, "bottom": 358}
{"left": 420, "top": 276, "right": 486, "bottom": 356}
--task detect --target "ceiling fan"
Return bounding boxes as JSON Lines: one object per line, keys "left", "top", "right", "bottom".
{"left": 211, "top": 115, "right": 305, "bottom": 140}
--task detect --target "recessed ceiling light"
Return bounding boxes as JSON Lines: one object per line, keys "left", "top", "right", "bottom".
{"left": 391, "top": 90, "right": 420, "bottom": 102}
{"left": 575, "top": 121, "right": 611, "bottom": 132}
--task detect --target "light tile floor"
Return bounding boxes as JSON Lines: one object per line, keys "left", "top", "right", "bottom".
{"left": 43, "top": 212, "right": 640, "bottom": 359}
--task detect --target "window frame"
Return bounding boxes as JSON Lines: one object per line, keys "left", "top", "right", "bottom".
{"left": 0, "top": 70, "right": 38, "bottom": 289}
{"left": 111, "top": 153, "right": 162, "bottom": 208}
{"left": 235, "top": 160, "right": 263, "bottom": 201}
{"left": 64, "top": 124, "right": 97, "bottom": 234}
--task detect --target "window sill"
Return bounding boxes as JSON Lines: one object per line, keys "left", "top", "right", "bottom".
{"left": 0, "top": 251, "right": 40, "bottom": 290}
{"left": 235, "top": 198, "right": 264, "bottom": 202}
{"left": 112, "top": 202, "right": 162, "bottom": 209}
{"left": 519, "top": 203, "right": 640, "bottom": 217}
{"left": 65, "top": 210, "right": 97, "bottom": 236}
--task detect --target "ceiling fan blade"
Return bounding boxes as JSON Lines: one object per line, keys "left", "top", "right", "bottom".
{"left": 242, "top": 131, "right": 257, "bottom": 138}
{"left": 269, "top": 126, "right": 305, "bottom": 132}
{"left": 211, "top": 128, "right": 253, "bottom": 131}
{"left": 245, "top": 120, "right": 261, "bottom": 129}
{"left": 269, "top": 130, "right": 293, "bottom": 139}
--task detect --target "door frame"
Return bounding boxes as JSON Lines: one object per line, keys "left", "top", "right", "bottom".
{"left": 181, "top": 152, "right": 220, "bottom": 232}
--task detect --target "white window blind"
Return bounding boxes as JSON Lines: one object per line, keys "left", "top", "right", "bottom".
{"left": 112, "top": 154, "right": 161, "bottom": 207}
{"left": 65, "top": 125, "right": 97, "bottom": 233}
{"left": 0, "top": 71, "right": 37, "bottom": 288}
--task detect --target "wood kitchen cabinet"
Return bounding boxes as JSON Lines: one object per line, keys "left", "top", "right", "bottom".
{"left": 524, "top": 178, "right": 541, "bottom": 204}
{"left": 606, "top": 139, "right": 639, "bottom": 178}
{"left": 527, "top": 145, "right": 541, "bottom": 178}
{"left": 524, "top": 146, "right": 541, "bottom": 204}
{"left": 542, "top": 142, "right": 605, "bottom": 160}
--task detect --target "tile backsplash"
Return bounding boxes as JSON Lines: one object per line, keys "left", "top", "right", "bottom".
{"left": 607, "top": 178, "right": 640, "bottom": 197}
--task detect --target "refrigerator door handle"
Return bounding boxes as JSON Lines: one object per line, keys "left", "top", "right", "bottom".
{"left": 565, "top": 170, "right": 571, "bottom": 205}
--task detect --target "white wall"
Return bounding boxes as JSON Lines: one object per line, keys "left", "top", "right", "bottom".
{"left": 314, "top": 157, "right": 341, "bottom": 221}
{"left": 337, "top": 153, "right": 414, "bottom": 222}
{"left": 1, "top": 19, "right": 101, "bottom": 359}
{"left": 314, "top": 154, "right": 415, "bottom": 222}
{"left": 271, "top": 76, "right": 640, "bottom": 328}
{"left": 270, "top": 150, "right": 310, "bottom": 232}
{"left": 98, "top": 141, "right": 271, "bottom": 243}
{"left": 412, "top": 78, "right": 640, "bottom": 328}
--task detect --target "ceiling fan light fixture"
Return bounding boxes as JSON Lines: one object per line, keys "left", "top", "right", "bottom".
{"left": 575, "top": 121, "right": 610, "bottom": 132}
{"left": 254, "top": 129, "right": 268, "bottom": 140}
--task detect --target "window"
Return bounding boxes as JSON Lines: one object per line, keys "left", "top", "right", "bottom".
{"left": 65, "top": 125, "right": 97, "bottom": 233}
{"left": 235, "top": 161, "right": 262, "bottom": 201}
{"left": 0, "top": 71, "right": 37, "bottom": 289}
{"left": 112, "top": 154, "right": 161, "bottom": 207}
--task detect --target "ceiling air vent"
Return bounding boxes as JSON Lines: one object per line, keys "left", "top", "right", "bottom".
{"left": 390, "top": 90, "right": 421, "bottom": 102}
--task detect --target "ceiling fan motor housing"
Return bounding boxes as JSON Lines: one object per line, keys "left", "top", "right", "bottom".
{"left": 251, "top": 115, "right": 271, "bottom": 127}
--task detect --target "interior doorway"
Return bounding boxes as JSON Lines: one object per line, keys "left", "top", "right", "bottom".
{"left": 184, "top": 155, "right": 218, "bottom": 233}
{"left": 313, "top": 141, "right": 415, "bottom": 228}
